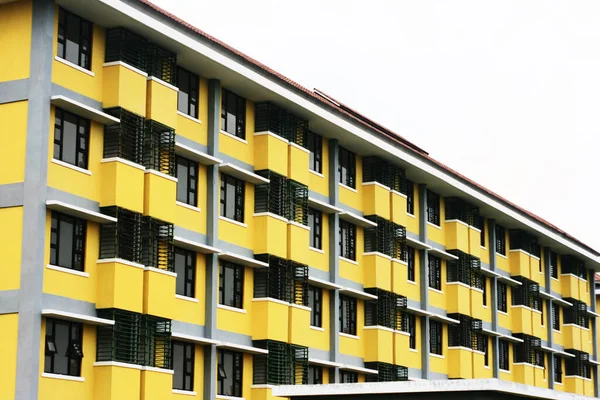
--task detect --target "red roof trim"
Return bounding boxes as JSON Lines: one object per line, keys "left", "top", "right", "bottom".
{"left": 134, "top": 0, "right": 599, "bottom": 257}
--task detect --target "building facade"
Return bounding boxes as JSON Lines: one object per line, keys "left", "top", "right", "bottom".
{"left": 0, "top": 0, "right": 599, "bottom": 399}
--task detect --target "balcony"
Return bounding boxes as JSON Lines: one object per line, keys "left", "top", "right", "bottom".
{"left": 146, "top": 77, "right": 178, "bottom": 129}
{"left": 445, "top": 220, "right": 469, "bottom": 254}
{"left": 512, "top": 306, "right": 533, "bottom": 335}
{"left": 288, "top": 142, "right": 310, "bottom": 185}
{"left": 509, "top": 250, "right": 531, "bottom": 279}
{"left": 254, "top": 213, "right": 288, "bottom": 259}
{"left": 470, "top": 288, "right": 484, "bottom": 321}
{"left": 140, "top": 368, "right": 173, "bottom": 400}
{"left": 393, "top": 330, "right": 412, "bottom": 367}
{"left": 390, "top": 190, "right": 407, "bottom": 227}
{"left": 447, "top": 347, "right": 473, "bottom": 379}
{"left": 563, "top": 324, "right": 582, "bottom": 350}
{"left": 446, "top": 282, "right": 471, "bottom": 315}
{"left": 472, "top": 350, "right": 490, "bottom": 378}
{"left": 287, "top": 221, "right": 310, "bottom": 265}
{"left": 94, "top": 362, "right": 141, "bottom": 400}
{"left": 252, "top": 298, "right": 290, "bottom": 342}
{"left": 254, "top": 132, "right": 289, "bottom": 176}
{"left": 362, "top": 182, "right": 391, "bottom": 220}
{"left": 562, "top": 274, "right": 587, "bottom": 301}
{"left": 288, "top": 304, "right": 311, "bottom": 347}
{"left": 513, "top": 363, "right": 535, "bottom": 385}
{"left": 363, "top": 326, "right": 394, "bottom": 364}
{"left": 467, "top": 226, "right": 481, "bottom": 258}
{"left": 364, "top": 253, "right": 392, "bottom": 292}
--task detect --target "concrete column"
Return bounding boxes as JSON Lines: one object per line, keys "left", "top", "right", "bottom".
{"left": 14, "top": 1, "right": 54, "bottom": 399}
{"left": 589, "top": 268, "right": 599, "bottom": 397}
{"left": 328, "top": 139, "right": 340, "bottom": 382}
{"left": 544, "top": 248, "right": 555, "bottom": 390}
{"left": 418, "top": 184, "right": 429, "bottom": 379}
{"left": 488, "top": 219, "right": 500, "bottom": 379}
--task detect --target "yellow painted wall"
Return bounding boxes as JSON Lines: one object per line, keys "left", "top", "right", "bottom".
{"left": 173, "top": 164, "right": 207, "bottom": 234}
{"left": 0, "top": 206, "right": 23, "bottom": 290}
{"left": 0, "top": 313, "right": 18, "bottom": 400}
{"left": 218, "top": 182, "right": 254, "bottom": 250}
{"left": 339, "top": 227, "right": 364, "bottom": 284}
{"left": 428, "top": 259, "right": 447, "bottom": 310}
{"left": 171, "top": 253, "right": 206, "bottom": 326}
{"left": 338, "top": 155, "right": 363, "bottom": 211}
{"left": 216, "top": 267, "right": 254, "bottom": 336}
{"left": 308, "top": 138, "right": 329, "bottom": 197}
{"left": 0, "top": 0, "right": 32, "bottom": 82}
{"left": 0, "top": 101, "right": 28, "bottom": 184}
{"left": 339, "top": 300, "right": 364, "bottom": 358}
{"left": 305, "top": 290, "right": 330, "bottom": 351}
{"left": 429, "top": 324, "right": 449, "bottom": 374}
{"left": 175, "top": 77, "right": 208, "bottom": 146}
{"left": 219, "top": 99, "right": 255, "bottom": 165}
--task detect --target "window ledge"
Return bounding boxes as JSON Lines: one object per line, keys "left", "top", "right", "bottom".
{"left": 339, "top": 256, "right": 358, "bottom": 265}
{"left": 407, "top": 280, "right": 417, "bottom": 286}
{"left": 51, "top": 158, "right": 92, "bottom": 176}
{"left": 309, "top": 246, "right": 325, "bottom": 254}
{"left": 219, "top": 216, "right": 248, "bottom": 228}
{"left": 309, "top": 169, "right": 324, "bottom": 178}
{"left": 41, "top": 372, "right": 84, "bottom": 382}
{"left": 218, "top": 304, "right": 247, "bottom": 314}
{"left": 427, "top": 221, "right": 442, "bottom": 230}
{"left": 145, "top": 169, "right": 177, "bottom": 182}
{"left": 409, "top": 348, "right": 418, "bottom": 353}
{"left": 428, "top": 287, "right": 444, "bottom": 295}
{"left": 147, "top": 76, "right": 179, "bottom": 92}
{"left": 407, "top": 213, "right": 416, "bottom": 219}
{"left": 177, "top": 110, "right": 202, "bottom": 124}
{"left": 103, "top": 61, "right": 148, "bottom": 77}
{"left": 497, "top": 253, "right": 508, "bottom": 259}
{"left": 551, "top": 277, "right": 559, "bottom": 282}
{"left": 310, "top": 326, "right": 325, "bottom": 332}
{"left": 46, "top": 264, "right": 89, "bottom": 278}
{"left": 553, "top": 329, "right": 561, "bottom": 333}
{"left": 498, "top": 310, "right": 509, "bottom": 316}
{"left": 93, "top": 361, "right": 142, "bottom": 370}
{"left": 216, "top": 395, "right": 245, "bottom": 400}
{"left": 176, "top": 201, "right": 201, "bottom": 213}
{"left": 173, "top": 389, "right": 198, "bottom": 396}
{"left": 220, "top": 130, "right": 248, "bottom": 144}
{"left": 500, "top": 369, "right": 511, "bottom": 374}
{"left": 339, "top": 332, "right": 359, "bottom": 340}
{"left": 55, "top": 55, "right": 95, "bottom": 76}
{"left": 175, "top": 294, "right": 198, "bottom": 303}
{"left": 430, "top": 353, "right": 444, "bottom": 359}
{"left": 338, "top": 183, "right": 358, "bottom": 193}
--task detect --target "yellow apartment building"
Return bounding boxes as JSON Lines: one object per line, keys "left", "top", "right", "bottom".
{"left": 0, "top": 0, "right": 599, "bottom": 399}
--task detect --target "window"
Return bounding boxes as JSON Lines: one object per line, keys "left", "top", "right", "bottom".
{"left": 176, "top": 67, "right": 199, "bottom": 118}
{"left": 338, "top": 146, "right": 356, "bottom": 188}
{"left": 172, "top": 341, "right": 194, "bottom": 391}
{"left": 308, "top": 207, "right": 322, "bottom": 250}
{"left": 220, "top": 173, "right": 245, "bottom": 222}
{"left": 552, "top": 305, "right": 560, "bottom": 331}
{"left": 308, "top": 365, "right": 323, "bottom": 384}
{"left": 54, "top": 108, "right": 90, "bottom": 169}
{"left": 499, "top": 340, "right": 510, "bottom": 371}
{"left": 428, "top": 255, "right": 441, "bottom": 290}
{"left": 308, "top": 285, "right": 322, "bottom": 328}
{"left": 406, "top": 246, "right": 416, "bottom": 282}
{"left": 429, "top": 320, "right": 442, "bottom": 355}
{"left": 217, "top": 349, "right": 243, "bottom": 397}
{"left": 484, "top": 338, "right": 489, "bottom": 366}
{"left": 44, "top": 318, "right": 83, "bottom": 377}
{"left": 478, "top": 216, "right": 485, "bottom": 247}
{"left": 339, "top": 220, "right": 356, "bottom": 261}
{"left": 174, "top": 247, "right": 195, "bottom": 298}
{"left": 221, "top": 88, "right": 246, "bottom": 139}
{"left": 407, "top": 314, "right": 416, "bottom": 349}
{"left": 495, "top": 224, "right": 506, "bottom": 256}
{"left": 497, "top": 282, "right": 507, "bottom": 312}
{"left": 307, "top": 131, "right": 322, "bottom": 173}
{"left": 406, "top": 180, "right": 414, "bottom": 214}
{"left": 57, "top": 8, "right": 92, "bottom": 70}
{"left": 176, "top": 156, "right": 198, "bottom": 207}
{"left": 339, "top": 295, "right": 357, "bottom": 335}
{"left": 482, "top": 276, "right": 487, "bottom": 306}
{"left": 550, "top": 251, "right": 558, "bottom": 279}
{"left": 340, "top": 371, "right": 358, "bottom": 383}
{"left": 426, "top": 190, "right": 440, "bottom": 225}
{"left": 50, "top": 211, "right": 86, "bottom": 272}
{"left": 219, "top": 262, "right": 244, "bottom": 309}
{"left": 554, "top": 357, "right": 562, "bottom": 383}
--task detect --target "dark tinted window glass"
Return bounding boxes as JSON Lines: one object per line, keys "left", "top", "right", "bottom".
{"left": 220, "top": 173, "right": 245, "bottom": 222}
{"left": 308, "top": 207, "right": 322, "bottom": 249}
{"left": 50, "top": 211, "right": 86, "bottom": 272}
{"left": 54, "top": 108, "right": 90, "bottom": 169}
{"left": 219, "top": 262, "right": 244, "bottom": 309}
{"left": 57, "top": 8, "right": 93, "bottom": 70}
{"left": 176, "top": 156, "right": 198, "bottom": 206}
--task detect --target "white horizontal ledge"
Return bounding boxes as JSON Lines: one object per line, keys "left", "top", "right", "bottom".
{"left": 497, "top": 275, "right": 522, "bottom": 286}
{"left": 499, "top": 334, "right": 524, "bottom": 344}
{"left": 308, "top": 197, "right": 342, "bottom": 214}
{"left": 46, "top": 200, "right": 117, "bottom": 224}
{"left": 41, "top": 309, "right": 114, "bottom": 326}
{"left": 308, "top": 276, "right": 342, "bottom": 290}
{"left": 218, "top": 252, "right": 269, "bottom": 268}
{"left": 538, "top": 291, "right": 572, "bottom": 307}
{"left": 219, "top": 163, "right": 269, "bottom": 185}
{"left": 339, "top": 286, "right": 377, "bottom": 300}
{"left": 339, "top": 364, "right": 379, "bottom": 375}
{"left": 339, "top": 211, "right": 377, "bottom": 228}
{"left": 406, "top": 305, "right": 432, "bottom": 317}
{"left": 171, "top": 332, "right": 219, "bottom": 345}
{"left": 429, "top": 313, "right": 460, "bottom": 325}
{"left": 406, "top": 236, "right": 432, "bottom": 250}
{"left": 428, "top": 247, "right": 459, "bottom": 261}
{"left": 480, "top": 268, "right": 501, "bottom": 278}
{"left": 175, "top": 141, "right": 222, "bottom": 165}
{"left": 174, "top": 236, "right": 221, "bottom": 254}
{"left": 51, "top": 95, "right": 119, "bottom": 125}
{"left": 217, "top": 342, "right": 268, "bottom": 354}
{"left": 482, "top": 328, "right": 502, "bottom": 337}
{"left": 308, "top": 358, "right": 342, "bottom": 368}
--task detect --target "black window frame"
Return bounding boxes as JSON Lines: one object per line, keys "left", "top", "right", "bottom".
{"left": 550, "top": 251, "right": 559, "bottom": 279}
{"left": 339, "top": 220, "right": 357, "bottom": 261}
{"left": 495, "top": 224, "right": 506, "bottom": 256}
{"left": 54, "top": 108, "right": 91, "bottom": 170}
{"left": 172, "top": 340, "right": 195, "bottom": 392}
{"left": 339, "top": 294, "right": 357, "bottom": 336}
{"left": 498, "top": 282, "right": 508, "bottom": 312}
{"left": 478, "top": 216, "right": 485, "bottom": 247}
{"left": 308, "top": 207, "right": 322, "bottom": 250}
{"left": 482, "top": 276, "right": 487, "bottom": 306}
{"left": 426, "top": 190, "right": 440, "bottom": 226}
{"left": 407, "top": 313, "right": 416, "bottom": 349}
{"left": 553, "top": 305, "right": 560, "bottom": 331}
{"left": 499, "top": 339, "right": 510, "bottom": 371}
{"left": 176, "top": 66, "right": 199, "bottom": 119}
{"left": 428, "top": 255, "right": 441, "bottom": 290}
{"left": 406, "top": 246, "right": 416, "bottom": 282}
{"left": 406, "top": 179, "right": 414, "bottom": 215}
{"left": 217, "top": 349, "right": 243, "bottom": 397}
{"left": 176, "top": 155, "right": 198, "bottom": 207}
{"left": 429, "top": 320, "right": 442, "bottom": 355}
{"left": 338, "top": 146, "right": 356, "bottom": 188}
{"left": 174, "top": 247, "right": 196, "bottom": 298}
{"left": 554, "top": 356, "right": 562, "bottom": 383}
{"left": 50, "top": 211, "right": 87, "bottom": 272}
{"left": 219, "top": 261, "right": 244, "bottom": 309}
{"left": 308, "top": 285, "right": 323, "bottom": 328}
{"left": 308, "top": 365, "right": 323, "bottom": 384}
{"left": 484, "top": 337, "right": 489, "bottom": 366}
{"left": 340, "top": 370, "right": 358, "bottom": 383}
{"left": 220, "top": 173, "right": 245, "bottom": 223}
{"left": 307, "top": 131, "right": 323, "bottom": 173}
{"left": 44, "top": 318, "right": 83, "bottom": 377}
{"left": 57, "top": 7, "right": 93, "bottom": 70}
{"left": 221, "top": 88, "right": 246, "bottom": 139}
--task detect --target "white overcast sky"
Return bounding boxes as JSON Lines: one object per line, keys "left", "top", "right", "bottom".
{"left": 152, "top": 0, "right": 600, "bottom": 251}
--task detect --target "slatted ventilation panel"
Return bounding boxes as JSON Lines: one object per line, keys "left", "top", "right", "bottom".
{"left": 565, "top": 350, "right": 592, "bottom": 378}
{"left": 364, "top": 289, "right": 407, "bottom": 331}
{"left": 445, "top": 197, "right": 480, "bottom": 226}
{"left": 105, "top": 27, "right": 148, "bottom": 72}
{"left": 447, "top": 314, "right": 473, "bottom": 348}
{"left": 144, "top": 120, "right": 175, "bottom": 176}
{"left": 103, "top": 107, "right": 145, "bottom": 164}
{"left": 141, "top": 216, "right": 174, "bottom": 272}
{"left": 146, "top": 43, "right": 177, "bottom": 85}
{"left": 283, "top": 113, "right": 308, "bottom": 147}
{"left": 362, "top": 156, "right": 408, "bottom": 194}
{"left": 447, "top": 250, "right": 482, "bottom": 289}
{"left": 289, "top": 261, "right": 308, "bottom": 307}
{"left": 255, "top": 170, "right": 287, "bottom": 218}
{"left": 254, "top": 102, "right": 308, "bottom": 147}
{"left": 99, "top": 207, "right": 143, "bottom": 263}
{"left": 287, "top": 180, "right": 308, "bottom": 225}
{"left": 140, "top": 315, "right": 172, "bottom": 369}
{"left": 253, "top": 340, "right": 308, "bottom": 385}
{"left": 562, "top": 256, "right": 587, "bottom": 279}
{"left": 509, "top": 230, "right": 541, "bottom": 257}
{"left": 513, "top": 334, "right": 543, "bottom": 365}
{"left": 96, "top": 308, "right": 143, "bottom": 364}
{"left": 512, "top": 277, "right": 541, "bottom": 309}
{"left": 254, "top": 255, "right": 308, "bottom": 305}
{"left": 563, "top": 298, "right": 590, "bottom": 327}
{"left": 365, "top": 362, "right": 409, "bottom": 382}
{"left": 364, "top": 216, "right": 393, "bottom": 256}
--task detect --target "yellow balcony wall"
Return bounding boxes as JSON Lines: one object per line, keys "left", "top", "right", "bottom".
{"left": 393, "top": 330, "right": 413, "bottom": 366}
{"left": 470, "top": 288, "right": 484, "bottom": 321}
{"left": 143, "top": 268, "right": 176, "bottom": 319}
{"left": 339, "top": 332, "right": 363, "bottom": 359}
{"left": 254, "top": 133, "right": 288, "bottom": 176}
{"left": 254, "top": 213, "right": 288, "bottom": 259}
{"left": 144, "top": 171, "right": 176, "bottom": 222}
{"left": 362, "top": 182, "right": 390, "bottom": 220}
{"left": 530, "top": 255, "right": 542, "bottom": 284}
{"left": 287, "top": 222, "right": 310, "bottom": 265}
{"left": 146, "top": 78, "right": 178, "bottom": 129}
{"left": 467, "top": 226, "right": 480, "bottom": 258}
{"left": 288, "top": 304, "right": 311, "bottom": 347}
{"left": 0, "top": 101, "right": 27, "bottom": 185}
{"left": 531, "top": 309, "right": 545, "bottom": 339}
{"left": 513, "top": 363, "right": 535, "bottom": 385}
{"left": 563, "top": 324, "right": 582, "bottom": 349}
{"left": 533, "top": 365, "right": 547, "bottom": 388}
{"left": 96, "top": 259, "right": 144, "bottom": 313}
{"left": 364, "top": 253, "right": 392, "bottom": 292}
{"left": 0, "top": 207, "right": 23, "bottom": 291}
{"left": 363, "top": 326, "right": 394, "bottom": 364}
{"left": 102, "top": 63, "right": 147, "bottom": 116}
{"left": 472, "top": 350, "right": 492, "bottom": 378}
{"left": 99, "top": 158, "right": 145, "bottom": 213}
{"left": 0, "top": 0, "right": 31, "bottom": 81}
{"left": 0, "top": 314, "right": 18, "bottom": 400}
{"left": 427, "top": 220, "right": 444, "bottom": 247}
{"left": 578, "top": 278, "right": 590, "bottom": 303}
{"left": 94, "top": 363, "right": 141, "bottom": 400}
{"left": 174, "top": 200, "right": 205, "bottom": 235}
{"left": 583, "top": 378, "right": 594, "bottom": 397}
{"left": 448, "top": 348, "right": 473, "bottom": 379}
{"left": 512, "top": 306, "right": 532, "bottom": 335}
{"left": 252, "top": 298, "right": 289, "bottom": 342}
{"left": 553, "top": 328, "right": 563, "bottom": 347}
{"left": 581, "top": 327, "right": 593, "bottom": 354}
{"left": 444, "top": 220, "right": 469, "bottom": 254}
{"left": 509, "top": 250, "right": 531, "bottom": 279}
{"left": 140, "top": 368, "right": 172, "bottom": 400}
{"left": 175, "top": 102, "right": 208, "bottom": 146}
{"left": 561, "top": 274, "right": 581, "bottom": 300}
{"left": 339, "top": 256, "right": 363, "bottom": 285}
{"left": 496, "top": 253, "right": 509, "bottom": 274}
{"left": 308, "top": 215, "right": 329, "bottom": 272}
{"left": 565, "top": 376, "right": 585, "bottom": 395}
{"left": 446, "top": 282, "right": 471, "bottom": 315}
{"left": 252, "top": 387, "right": 289, "bottom": 400}
{"left": 393, "top": 258, "right": 420, "bottom": 303}
{"left": 288, "top": 142, "right": 310, "bottom": 185}
{"left": 391, "top": 191, "right": 408, "bottom": 228}
{"left": 306, "top": 291, "right": 330, "bottom": 352}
